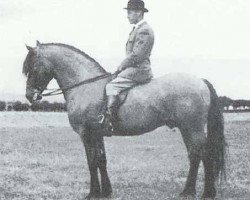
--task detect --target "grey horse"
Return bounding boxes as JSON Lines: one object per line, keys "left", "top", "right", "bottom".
{"left": 23, "top": 41, "right": 226, "bottom": 199}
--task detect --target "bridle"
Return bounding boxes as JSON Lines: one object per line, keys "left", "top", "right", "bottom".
{"left": 40, "top": 73, "right": 112, "bottom": 97}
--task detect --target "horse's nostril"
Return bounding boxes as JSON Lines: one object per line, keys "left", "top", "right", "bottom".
{"left": 37, "top": 94, "right": 42, "bottom": 101}
{"left": 32, "top": 93, "right": 42, "bottom": 102}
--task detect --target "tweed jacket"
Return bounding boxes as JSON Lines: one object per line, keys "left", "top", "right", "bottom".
{"left": 118, "top": 21, "right": 154, "bottom": 83}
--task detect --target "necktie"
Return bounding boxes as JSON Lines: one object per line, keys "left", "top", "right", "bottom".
{"left": 130, "top": 26, "right": 135, "bottom": 35}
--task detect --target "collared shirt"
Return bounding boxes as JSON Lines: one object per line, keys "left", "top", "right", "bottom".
{"left": 133, "top": 19, "right": 146, "bottom": 30}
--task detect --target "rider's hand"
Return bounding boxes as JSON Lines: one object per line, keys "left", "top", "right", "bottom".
{"left": 117, "top": 65, "right": 123, "bottom": 72}
{"left": 117, "top": 65, "right": 127, "bottom": 72}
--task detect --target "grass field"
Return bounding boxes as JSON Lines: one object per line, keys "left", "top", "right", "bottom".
{"left": 0, "top": 112, "right": 249, "bottom": 200}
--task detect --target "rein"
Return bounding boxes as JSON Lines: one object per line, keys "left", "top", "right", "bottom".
{"left": 41, "top": 73, "right": 112, "bottom": 97}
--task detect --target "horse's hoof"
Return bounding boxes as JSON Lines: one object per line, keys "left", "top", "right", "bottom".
{"left": 101, "top": 191, "right": 112, "bottom": 198}
{"left": 179, "top": 196, "right": 196, "bottom": 200}
{"left": 179, "top": 192, "right": 196, "bottom": 200}
{"left": 85, "top": 193, "right": 101, "bottom": 199}
{"left": 180, "top": 190, "right": 196, "bottom": 196}
{"left": 201, "top": 194, "right": 215, "bottom": 200}
{"left": 201, "top": 190, "right": 216, "bottom": 199}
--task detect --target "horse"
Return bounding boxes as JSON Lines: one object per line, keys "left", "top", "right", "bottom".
{"left": 23, "top": 41, "right": 226, "bottom": 199}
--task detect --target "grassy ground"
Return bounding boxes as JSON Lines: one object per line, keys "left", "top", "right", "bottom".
{"left": 0, "top": 113, "right": 249, "bottom": 199}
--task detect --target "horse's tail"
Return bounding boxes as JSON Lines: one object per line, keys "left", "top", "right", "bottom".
{"left": 203, "top": 79, "right": 226, "bottom": 181}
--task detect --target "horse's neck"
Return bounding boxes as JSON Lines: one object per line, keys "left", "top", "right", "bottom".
{"left": 46, "top": 46, "right": 106, "bottom": 91}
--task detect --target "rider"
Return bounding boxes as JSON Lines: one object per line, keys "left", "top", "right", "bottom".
{"left": 104, "top": 0, "right": 154, "bottom": 132}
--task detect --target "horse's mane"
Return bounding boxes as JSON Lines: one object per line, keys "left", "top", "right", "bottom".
{"left": 23, "top": 42, "right": 106, "bottom": 76}
{"left": 44, "top": 43, "right": 104, "bottom": 68}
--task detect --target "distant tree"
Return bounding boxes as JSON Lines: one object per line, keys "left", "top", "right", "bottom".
{"left": 51, "top": 102, "right": 66, "bottom": 112}
{"left": 219, "top": 96, "right": 233, "bottom": 110}
{"left": 233, "top": 100, "right": 250, "bottom": 110}
{"left": 30, "top": 101, "right": 66, "bottom": 112}
{"left": 0, "top": 101, "right": 6, "bottom": 111}
{"left": 30, "top": 102, "right": 42, "bottom": 111}
{"left": 43, "top": 101, "right": 53, "bottom": 111}
{"left": 7, "top": 105, "right": 12, "bottom": 111}
{"left": 12, "top": 101, "right": 30, "bottom": 111}
{"left": 12, "top": 101, "right": 22, "bottom": 111}
{"left": 20, "top": 103, "right": 30, "bottom": 111}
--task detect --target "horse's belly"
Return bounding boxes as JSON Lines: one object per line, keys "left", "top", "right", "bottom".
{"left": 117, "top": 101, "right": 166, "bottom": 135}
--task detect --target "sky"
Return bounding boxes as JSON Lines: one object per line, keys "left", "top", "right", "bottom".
{"left": 0, "top": 0, "right": 250, "bottom": 101}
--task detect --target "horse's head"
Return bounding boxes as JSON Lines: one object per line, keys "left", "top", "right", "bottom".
{"left": 23, "top": 41, "right": 54, "bottom": 103}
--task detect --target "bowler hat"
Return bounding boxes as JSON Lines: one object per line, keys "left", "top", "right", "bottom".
{"left": 124, "top": 0, "right": 149, "bottom": 12}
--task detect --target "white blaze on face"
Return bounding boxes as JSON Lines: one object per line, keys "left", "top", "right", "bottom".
{"left": 32, "top": 89, "right": 42, "bottom": 102}
{"left": 33, "top": 93, "right": 39, "bottom": 101}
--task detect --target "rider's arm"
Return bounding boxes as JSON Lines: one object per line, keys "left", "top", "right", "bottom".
{"left": 119, "top": 28, "right": 154, "bottom": 71}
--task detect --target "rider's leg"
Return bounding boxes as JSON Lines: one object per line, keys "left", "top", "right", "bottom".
{"left": 105, "top": 77, "right": 136, "bottom": 96}
{"left": 103, "top": 77, "right": 136, "bottom": 133}
{"left": 106, "top": 95, "right": 119, "bottom": 123}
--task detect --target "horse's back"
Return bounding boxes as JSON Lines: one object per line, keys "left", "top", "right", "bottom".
{"left": 125, "top": 73, "right": 210, "bottom": 105}
{"left": 118, "top": 73, "right": 211, "bottom": 132}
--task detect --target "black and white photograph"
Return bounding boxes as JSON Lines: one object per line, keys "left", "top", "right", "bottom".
{"left": 0, "top": 0, "right": 249, "bottom": 199}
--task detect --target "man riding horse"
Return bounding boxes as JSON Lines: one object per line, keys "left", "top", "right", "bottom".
{"left": 23, "top": 1, "right": 226, "bottom": 198}
{"left": 103, "top": 0, "right": 154, "bottom": 133}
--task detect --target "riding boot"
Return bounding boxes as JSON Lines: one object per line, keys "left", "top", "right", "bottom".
{"left": 99, "top": 95, "right": 118, "bottom": 135}
{"left": 107, "top": 95, "right": 119, "bottom": 122}
{"left": 98, "top": 95, "right": 119, "bottom": 135}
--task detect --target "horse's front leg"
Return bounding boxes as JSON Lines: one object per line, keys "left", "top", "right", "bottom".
{"left": 96, "top": 136, "right": 112, "bottom": 197}
{"left": 80, "top": 133, "right": 101, "bottom": 199}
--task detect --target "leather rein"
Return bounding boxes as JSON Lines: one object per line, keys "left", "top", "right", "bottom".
{"left": 41, "top": 73, "right": 112, "bottom": 97}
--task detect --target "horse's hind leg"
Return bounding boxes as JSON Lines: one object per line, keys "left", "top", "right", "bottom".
{"left": 179, "top": 125, "right": 206, "bottom": 198}
{"left": 201, "top": 151, "right": 216, "bottom": 199}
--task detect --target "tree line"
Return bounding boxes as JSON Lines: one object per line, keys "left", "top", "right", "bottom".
{"left": 0, "top": 101, "right": 66, "bottom": 112}
{"left": 0, "top": 96, "right": 249, "bottom": 112}
{"left": 219, "top": 96, "right": 250, "bottom": 112}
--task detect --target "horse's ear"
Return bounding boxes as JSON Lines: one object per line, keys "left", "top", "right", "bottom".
{"left": 36, "top": 40, "right": 41, "bottom": 47}
{"left": 25, "top": 44, "right": 33, "bottom": 51}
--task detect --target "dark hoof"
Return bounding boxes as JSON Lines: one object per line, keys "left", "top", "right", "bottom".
{"left": 179, "top": 190, "right": 196, "bottom": 200}
{"left": 85, "top": 193, "right": 101, "bottom": 199}
{"left": 179, "top": 195, "right": 196, "bottom": 200}
{"left": 202, "top": 189, "right": 216, "bottom": 199}
{"left": 101, "top": 190, "right": 112, "bottom": 198}
{"left": 201, "top": 194, "right": 216, "bottom": 200}
{"left": 180, "top": 189, "right": 196, "bottom": 196}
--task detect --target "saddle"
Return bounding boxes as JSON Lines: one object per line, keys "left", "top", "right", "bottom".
{"left": 107, "top": 73, "right": 152, "bottom": 105}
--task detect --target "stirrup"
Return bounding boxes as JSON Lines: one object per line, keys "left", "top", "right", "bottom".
{"left": 98, "top": 113, "right": 114, "bottom": 133}
{"left": 98, "top": 114, "right": 105, "bottom": 124}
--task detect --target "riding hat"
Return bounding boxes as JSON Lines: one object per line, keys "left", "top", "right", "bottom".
{"left": 124, "top": 0, "right": 149, "bottom": 12}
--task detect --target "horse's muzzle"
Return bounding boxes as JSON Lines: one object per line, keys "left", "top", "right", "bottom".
{"left": 26, "top": 89, "right": 42, "bottom": 103}
{"left": 33, "top": 92, "right": 42, "bottom": 102}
